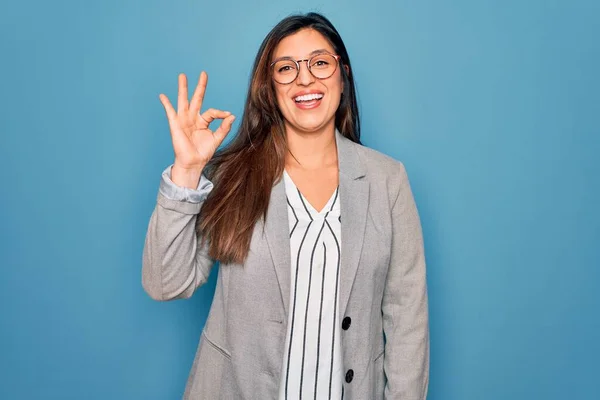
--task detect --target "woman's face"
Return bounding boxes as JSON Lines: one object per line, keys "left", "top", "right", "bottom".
{"left": 271, "top": 28, "right": 343, "bottom": 135}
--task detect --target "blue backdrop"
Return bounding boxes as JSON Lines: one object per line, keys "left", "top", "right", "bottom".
{"left": 1, "top": 0, "right": 598, "bottom": 399}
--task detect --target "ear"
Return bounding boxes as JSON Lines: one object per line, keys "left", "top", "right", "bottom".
{"left": 342, "top": 65, "right": 350, "bottom": 94}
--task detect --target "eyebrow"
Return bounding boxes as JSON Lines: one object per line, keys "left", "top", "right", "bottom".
{"left": 272, "top": 48, "right": 332, "bottom": 62}
{"left": 308, "top": 48, "right": 330, "bottom": 56}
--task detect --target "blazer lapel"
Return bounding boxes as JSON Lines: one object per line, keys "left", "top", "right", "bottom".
{"left": 336, "top": 132, "right": 369, "bottom": 318}
{"left": 263, "top": 132, "right": 369, "bottom": 319}
{"left": 264, "top": 177, "right": 291, "bottom": 316}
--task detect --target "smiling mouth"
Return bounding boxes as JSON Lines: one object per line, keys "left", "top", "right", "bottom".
{"left": 294, "top": 93, "right": 324, "bottom": 103}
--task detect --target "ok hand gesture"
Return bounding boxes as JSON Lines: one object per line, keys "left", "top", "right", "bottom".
{"left": 159, "top": 72, "right": 235, "bottom": 188}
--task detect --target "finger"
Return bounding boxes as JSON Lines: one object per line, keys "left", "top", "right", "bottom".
{"left": 159, "top": 94, "right": 177, "bottom": 122}
{"left": 189, "top": 71, "right": 208, "bottom": 116}
{"left": 213, "top": 115, "right": 236, "bottom": 143}
{"left": 177, "top": 73, "right": 189, "bottom": 114}
{"left": 200, "top": 108, "right": 232, "bottom": 125}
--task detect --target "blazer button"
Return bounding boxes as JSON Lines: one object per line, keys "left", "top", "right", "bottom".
{"left": 342, "top": 316, "right": 351, "bottom": 330}
{"left": 345, "top": 369, "right": 354, "bottom": 383}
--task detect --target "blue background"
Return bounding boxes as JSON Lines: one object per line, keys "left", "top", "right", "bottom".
{"left": 1, "top": 0, "right": 598, "bottom": 399}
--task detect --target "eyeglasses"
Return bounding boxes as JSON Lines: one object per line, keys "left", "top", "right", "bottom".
{"left": 270, "top": 53, "right": 341, "bottom": 85}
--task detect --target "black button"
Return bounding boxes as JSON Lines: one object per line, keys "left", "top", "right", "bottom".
{"left": 345, "top": 369, "right": 354, "bottom": 383}
{"left": 342, "top": 316, "right": 351, "bottom": 330}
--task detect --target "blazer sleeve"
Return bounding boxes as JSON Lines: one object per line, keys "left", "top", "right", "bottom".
{"left": 382, "top": 163, "right": 430, "bottom": 400}
{"left": 141, "top": 165, "right": 215, "bottom": 301}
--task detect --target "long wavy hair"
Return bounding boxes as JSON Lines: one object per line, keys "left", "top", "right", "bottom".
{"left": 197, "top": 12, "right": 361, "bottom": 264}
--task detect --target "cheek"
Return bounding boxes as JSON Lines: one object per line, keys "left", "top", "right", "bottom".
{"left": 328, "top": 86, "right": 343, "bottom": 109}
{"left": 331, "top": 89, "right": 342, "bottom": 104}
{"left": 274, "top": 87, "right": 291, "bottom": 111}
{"left": 328, "top": 76, "right": 344, "bottom": 106}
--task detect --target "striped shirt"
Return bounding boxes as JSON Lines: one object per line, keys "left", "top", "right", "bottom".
{"left": 278, "top": 170, "right": 344, "bottom": 400}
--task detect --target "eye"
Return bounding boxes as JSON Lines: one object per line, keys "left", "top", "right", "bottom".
{"left": 310, "top": 54, "right": 336, "bottom": 69}
{"left": 274, "top": 60, "right": 297, "bottom": 74}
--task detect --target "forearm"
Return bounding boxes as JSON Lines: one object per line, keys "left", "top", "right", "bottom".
{"left": 141, "top": 165, "right": 215, "bottom": 301}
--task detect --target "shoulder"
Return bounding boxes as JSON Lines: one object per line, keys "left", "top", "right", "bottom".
{"left": 350, "top": 140, "right": 413, "bottom": 205}
{"left": 355, "top": 143, "right": 406, "bottom": 177}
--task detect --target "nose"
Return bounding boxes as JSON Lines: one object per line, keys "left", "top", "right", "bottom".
{"left": 296, "top": 59, "right": 315, "bottom": 85}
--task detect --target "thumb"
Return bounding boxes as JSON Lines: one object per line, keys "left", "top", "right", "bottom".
{"left": 213, "top": 115, "right": 236, "bottom": 144}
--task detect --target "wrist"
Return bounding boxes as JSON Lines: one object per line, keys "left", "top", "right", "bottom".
{"left": 171, "top": 163, "right": 205, "bottom": 189}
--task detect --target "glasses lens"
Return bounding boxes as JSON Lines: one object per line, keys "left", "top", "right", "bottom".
{"left": 272, "top": 60, "right": 298, "bottom": 84}
{"left": 309, "top": 54, "right": 337, "bottom": 79}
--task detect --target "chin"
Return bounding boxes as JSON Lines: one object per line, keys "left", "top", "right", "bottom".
{"left": 293, "top": 121, "right": 328, "bottom": 134}
{"left": 290, "top": 115, "right": 335, "bottom": 133}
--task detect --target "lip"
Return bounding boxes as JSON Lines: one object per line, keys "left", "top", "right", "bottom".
{"left": 292, "top": 90, "right": 324, "bottom": 100}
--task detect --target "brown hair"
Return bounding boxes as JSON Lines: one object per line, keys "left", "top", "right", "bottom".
{"left": 197, "top": 12, "right": 361, "bottom": 264}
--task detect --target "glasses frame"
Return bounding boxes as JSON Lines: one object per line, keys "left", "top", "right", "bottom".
{"left": 270, "top": 52, "right": 341, "bottom": 85}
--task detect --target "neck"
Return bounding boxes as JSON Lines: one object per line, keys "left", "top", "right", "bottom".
{"left": 285, "top": 123, "right": 338, "bottom": 170}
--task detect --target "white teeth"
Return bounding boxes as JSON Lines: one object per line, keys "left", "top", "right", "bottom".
{"left": 294, "top": 93, "right": 324, "bottom": 102}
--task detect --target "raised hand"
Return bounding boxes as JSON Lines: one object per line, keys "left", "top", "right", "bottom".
{"left": 159, "top": 72, "right": 235, "bottom": 189}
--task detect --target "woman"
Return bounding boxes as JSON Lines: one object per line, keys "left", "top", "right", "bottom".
{"left": 143, "top": 12, "right": 429, "bottom": 400}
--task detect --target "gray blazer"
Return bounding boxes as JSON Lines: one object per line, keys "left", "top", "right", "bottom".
{"left": 142, "top": 132, "right": 430, "bottom": 399}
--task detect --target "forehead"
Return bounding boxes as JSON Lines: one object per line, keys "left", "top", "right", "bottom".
{"left": 272, "top": 28, "right": 335, "bottom": 59}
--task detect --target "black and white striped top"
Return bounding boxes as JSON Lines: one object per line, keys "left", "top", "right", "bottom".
{"left": 278, "top": 170, "right": 344, "bottom": 400}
